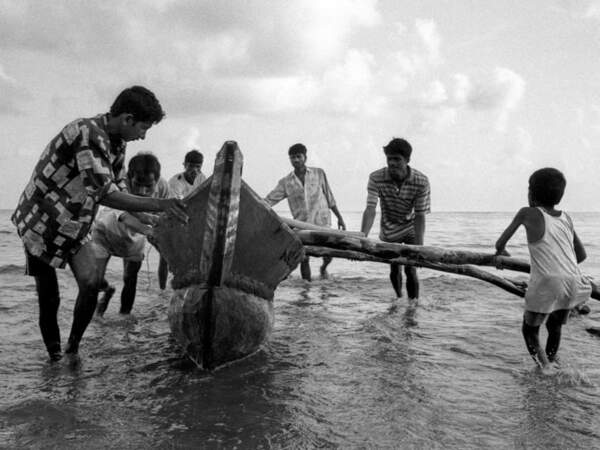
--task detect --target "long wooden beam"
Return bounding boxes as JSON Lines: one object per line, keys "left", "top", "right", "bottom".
{"left": 301, "top": 239, "right": 600, "bottom": 301}
{"left": 295, "top": 229, "right": 531, "bottom": 273}
{"left": 304, "top": 245, "right": 527, "bottom": 297}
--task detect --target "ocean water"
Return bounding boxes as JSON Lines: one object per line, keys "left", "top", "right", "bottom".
{"left": 1, "top": 209, "right": 600, "bottom": 449}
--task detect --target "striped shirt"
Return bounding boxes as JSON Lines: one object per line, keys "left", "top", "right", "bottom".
{"left": 366, "top": 167, "right": 430, "bottom": 242}
{"left": 11, "top": 113, "right": 128, "bottom": 268}
{"left": 265, "top": 167, "right": 336, "bottom": 226}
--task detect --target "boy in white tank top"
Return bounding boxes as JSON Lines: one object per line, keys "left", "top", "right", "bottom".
{"left": 495, "top": 168, "right": 591, "bottom": 369}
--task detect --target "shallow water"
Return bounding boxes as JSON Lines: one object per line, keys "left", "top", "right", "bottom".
{"left": 1, "top": 211, "right": 600, "bottom": 448}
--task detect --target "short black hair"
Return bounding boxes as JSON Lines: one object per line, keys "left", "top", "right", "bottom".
{"left": 128, "top": 152, "right": 161, "bottom": 181}
{"left": 110, "top": 86, "right": 165, "bottom": 124}
{"left": 383, "top": 138, "right": 412, "bottom": 160}
{"left": 184, "top": 150, "right": 203, "bottom": 164}
{"left": 529, "top": 168, "right": 566, "bottom": 207}
{"left": 288, "top": 143, "right": 307, "bottom": 156}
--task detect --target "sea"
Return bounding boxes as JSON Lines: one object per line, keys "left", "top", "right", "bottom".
{"left": 1, "top": 209, "right": 600, "bottom": 449}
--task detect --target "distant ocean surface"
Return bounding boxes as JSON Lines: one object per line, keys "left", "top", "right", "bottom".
{"left": 1, "top": 209, "right": 600, "bottom": 448}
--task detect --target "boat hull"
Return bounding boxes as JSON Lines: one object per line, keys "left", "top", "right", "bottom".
{"left": 169, "top": 285, "right": 273, "bottom": 368}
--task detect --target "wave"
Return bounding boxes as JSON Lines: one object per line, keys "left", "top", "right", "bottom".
{"left": 0, "top": 264, "right": 25, "bottom": 274}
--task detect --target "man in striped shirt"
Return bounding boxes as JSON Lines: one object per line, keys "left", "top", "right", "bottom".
{"left": 266, "top": 143, "right": 346, "bottom": 281}
{"left": 361, "top": 138, "right": 430, "bottom": 299}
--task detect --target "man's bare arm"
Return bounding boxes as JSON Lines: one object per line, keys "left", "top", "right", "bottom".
{"left": 361, "top": 205, "right": 376, "bottom": 237}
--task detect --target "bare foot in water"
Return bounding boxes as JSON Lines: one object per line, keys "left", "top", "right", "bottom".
{"left": 96, "top": 285, "right": 116, "bottom": 317}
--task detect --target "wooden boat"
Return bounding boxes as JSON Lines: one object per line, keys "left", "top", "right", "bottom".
{"left": 152, "top": 141, "right": 303, "bottom": 369}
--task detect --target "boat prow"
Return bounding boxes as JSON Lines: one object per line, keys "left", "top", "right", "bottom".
{"left": 153, "top": 141, "right": 303, "bottom": 369}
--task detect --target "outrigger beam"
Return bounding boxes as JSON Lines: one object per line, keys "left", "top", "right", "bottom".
{"left": 279, "top": 218, "right": 600, "bottom": 301}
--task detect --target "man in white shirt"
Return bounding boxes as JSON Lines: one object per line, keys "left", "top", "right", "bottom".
{"left": 266, "top": 143, "right": 346, "bottom": 281}
{"left": 168, "top": 150, "right": 207, "bottom": 199}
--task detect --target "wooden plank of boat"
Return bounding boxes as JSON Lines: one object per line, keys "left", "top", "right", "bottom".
{"left": 152, "top": 141, "right": 304, "bottom": 369}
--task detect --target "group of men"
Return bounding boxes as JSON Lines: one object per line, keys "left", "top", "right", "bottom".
{"left": 12, "top": 85, "right": 430, "bottom": 362}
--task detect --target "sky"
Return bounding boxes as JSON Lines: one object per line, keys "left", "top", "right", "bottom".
{"left": 1, "top": 0, "right": 600, "bottom": 212}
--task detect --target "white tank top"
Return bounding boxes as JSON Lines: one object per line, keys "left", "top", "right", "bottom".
{"left": 525, "top": 207, "right": 590, "bottom": 313}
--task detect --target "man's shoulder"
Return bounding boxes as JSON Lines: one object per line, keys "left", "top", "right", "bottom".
{"left": 168, "top": 172, "right": 184, "bottom": 184}
{"left": 156, "top": 177, "right": 170, "bottom": 198}
{"left": 409, "top": 168, "right": 429, "bottom": 185}
{"left": 60, "top": 114, "right": 109, "bottom": 146}
{"left": 369, "top": 167, "right": 387, "bottom": 181}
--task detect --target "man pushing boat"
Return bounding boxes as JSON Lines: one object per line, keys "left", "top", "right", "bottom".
{"left": 361, "top": 138, "right": 431, "bottom": 300}
{"left": 265, "top": 143, "right": 346, "bottom": 281}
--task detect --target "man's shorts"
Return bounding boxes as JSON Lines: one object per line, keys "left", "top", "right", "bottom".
{"left": 91, "top": 230, "right": 145, "bottom": 262}
{"left": 24, "top": 249, "right": 55, "bottom": 277}
{"left": 383, "top": 229, "right": 417, "bottom": 245}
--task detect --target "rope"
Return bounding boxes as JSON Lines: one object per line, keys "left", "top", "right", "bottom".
{"left": 145, "top": 244, "right": 153, "bottom": 291}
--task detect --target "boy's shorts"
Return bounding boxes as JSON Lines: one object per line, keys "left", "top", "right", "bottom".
{"left": 91, "top": 230, "right": 145, "bottom": 262}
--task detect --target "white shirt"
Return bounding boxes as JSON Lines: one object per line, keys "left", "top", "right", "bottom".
{"left": 167, "top": 171, "right": 207, "bottom": 199}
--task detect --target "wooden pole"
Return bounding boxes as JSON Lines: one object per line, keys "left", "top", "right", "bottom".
{"left": 305, "top": 245, "right": 527, "bottom": 297}
{"left": 295, "top": 229, "right": 530, "bottom": 272}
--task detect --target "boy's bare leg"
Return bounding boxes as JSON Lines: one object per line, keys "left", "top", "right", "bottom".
{"left": 545, "top": 309, "right": 569, "bottom": 362}
{"left": 158, "top": 256, "right": 168, "bottom": 290}
{"left": 405, "top": 265, "right": 419, "bottom": 299}
{"left": 522, "top": 311, "right": 550, "bottom": 367}
{"left": 65, "top": 242, "right": 107, "bottom": 354}
{"left": 390, "top": 263, "right": 402, "bottom": 298}
{"left": 319, "top": 256, "right": 332, "bottom": 279}
{"left": 120, "top": 260, "right": 142, "bottom": 314}
{"left": 300, "top": 257, "right": 311, "bottom": 281}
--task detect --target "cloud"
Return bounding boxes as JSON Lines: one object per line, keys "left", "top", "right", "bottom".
{"left": 415, "top": 19, "right": 441, "bottom": 64}
{"left": 450, "top": 68, "right": 525, "bottom": 131}
{"left": 0, "top": 63, "right": 30, "bottom": 115}
{"left": 584, "top": 0, "right": 600, "bottom": 18}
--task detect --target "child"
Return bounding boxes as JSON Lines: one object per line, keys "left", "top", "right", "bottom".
{"left": 495, "top": 168, "right": 591, "bottom": 368}
{"left": 93, "top": 152, "right": 169, "bottom": 316}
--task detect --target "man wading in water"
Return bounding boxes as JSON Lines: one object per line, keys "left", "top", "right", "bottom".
{"left": 11, "top": 86, "right": 187, "bottom": 362}
{"left": 361, "top": 138, "right": 430, "bottom": 300}
{"left": 266, "top": 143, "right": 346, "bottom": 281}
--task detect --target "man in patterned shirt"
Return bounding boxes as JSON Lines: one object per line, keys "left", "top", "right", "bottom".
{"left": 265, "top": 143, "right": 346, "bottom": 281}
{"left": 361, "top": 138, "right": 431, "bottom": 299}
{"left": 11, "top": 86, "right": 187, "bottom": 361}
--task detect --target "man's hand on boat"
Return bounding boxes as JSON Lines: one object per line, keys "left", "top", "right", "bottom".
{"left": 159, "top": 198, "right": 188, "bottom": 223}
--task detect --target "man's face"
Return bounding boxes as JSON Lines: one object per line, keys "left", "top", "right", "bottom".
{"left": 130, "top": 174, "right": 157, "bottom": 197}
{"left": 386, "top": 153, "right": 409, "bottom": 180}
{"left": 289, "top": 153, "right": 307, "bottom": 170}
{"left": 184, "top": 162, "right": 203, "bottom": 182}
{"left": 121, "top": 116, "right": 153, "bottom": 142}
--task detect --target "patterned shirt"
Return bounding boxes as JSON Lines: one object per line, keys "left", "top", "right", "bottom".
{"left": 167, "top": 171, "right": 207, "bottom": 199}
{"left": 11, "top": 113, "right": 128, "bottom": 268}
{"left": 265, "top": 167, "right": 337, "bottom": 226}
{"left": 366, "top": 167, "right": 430, "bottom": 242}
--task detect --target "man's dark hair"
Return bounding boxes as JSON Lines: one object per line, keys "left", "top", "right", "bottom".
{"left": 529, "top": 168, "right": 566, "bottom": 207}
{"left": 383, "top": 138, "right": 412, "bottom": 160}
{"left": 128, "top": 152, "right": 161, "bottom": 181}
{"left": 110, "top": 86, "right": 165, "bottom": 124}
{"left": 288, "top": 143, "right": 307, "bottom": 156}
{"left": 184, "top": 150, "right": 203, "bottom": 165}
